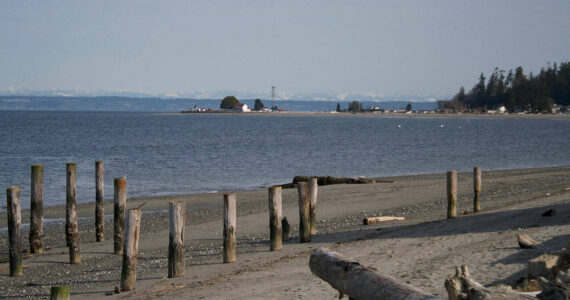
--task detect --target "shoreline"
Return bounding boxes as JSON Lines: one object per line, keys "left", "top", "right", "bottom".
{"left": 2, "top": 165, "right": 569, "bottom": 228}
{"left": 0, "top": 165, "right": 568, "bottom": 298}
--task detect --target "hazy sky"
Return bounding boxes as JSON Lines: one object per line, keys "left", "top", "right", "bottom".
{"left": 1, "top": 1, "right": 569, "bottom": 98}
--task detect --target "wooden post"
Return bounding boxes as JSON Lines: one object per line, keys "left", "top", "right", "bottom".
{"left": 447, "top": 171, "right": 457, "bottom": 219}
{"left": 30, "top": 164, "right": 44, "bottom": 254}
{"left": 268, "top": 186, "right": 282, "bottom": 251}
{"left": 66, "top": 163, "right": 80, "bottom": 264}
{"left": 309, "top": 248, "right": 439, "bottom": 300}
{"left": 168, "top": 201, "right": 185, "bottom": 278}
{"left": 7, "top": 187, "right": 23, "bottom": 277}
{"left": 297, "top": 182, "right": 311, "bottom": 243}
{"left": 50, "top": 286, "right": 70, "bottom": 300}
{"left": 309, "top": 178, "right": 318, "bottom": 235}
{"left": 95, "top": 161, "right": 104, "bottom": 242}
{"left": 114, "top": 177, "right": 127, "bottom": 254}
{"left": 223, "top": 193, "right": 236, "bottom": 263}
{"left": 473, "top": 166, "right": 482, "bottom": 213}
{"left": 65, "top": 163, "right": 77, "bottom": 248}
{"left": 120, "top": 208, "right": 141, "bottom": 291}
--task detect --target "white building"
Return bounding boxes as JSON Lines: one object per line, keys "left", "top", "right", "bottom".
{"left": 233, "top": 103, "right": 251, "bottom": 112}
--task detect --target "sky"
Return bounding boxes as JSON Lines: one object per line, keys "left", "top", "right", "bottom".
{"left": 1, "top": 0, "right": 569, "bottom": 100}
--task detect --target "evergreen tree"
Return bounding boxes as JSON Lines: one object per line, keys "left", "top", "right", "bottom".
{"left": 405, "top": 103, "right": 412, "bottom": 111}
{"left": 253, "top": 99, "right": 264, "bottom": 111}
{"left": 220, "top": 96, "right": 240, "bottom": 109}
{"left": 336, "top": 103, "right": 341, "bottom": 112}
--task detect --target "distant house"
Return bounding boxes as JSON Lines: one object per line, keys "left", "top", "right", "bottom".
{"left": 261, "top": 107, "right": 271, "bottom": 112}
{"left": 233, "top": 103, "right": 251, "bottom": 112}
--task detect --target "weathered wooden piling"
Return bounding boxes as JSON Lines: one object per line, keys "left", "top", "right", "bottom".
{"left": 7, "top": 187, "right": 23, "bottom": 277}
{"left": 309, "top": 178, "right": 318, "bottom": 235}
{"left": 66, "top": 163, "right": 80, "bottom": 264}
{"left": 447, "top": 171, "right": 457, "bottom": 219}
{"left": 223, "top": 193, "right": 237, "bottom": 263}
{"left": 65, "top": 163, "right": 77, "bottom": 248}
{"left": 95, "top": 161, "right": 104, "bottom": 242}
{"left": 473, "top": 166, "right": 482, "bottom": 212}
{"left": 114, "top": 177, "right": 127, "bottom": 255}
{"left": 168, "top": 201, "right": 185, "bottom": 278}
{"left": 50, "top": 285, "right": 70, "bottom": 300}
{"left": 120, "top": 208, "right": 141, "bottom": 291}
{"left": 268, "top": 186, "right": 282, "bottom": 251}
{"left": 297, "top": 182, "right": 311, "bottom": 243}
{"left": 30, "top": 164, "right": 44, "bottom": 253}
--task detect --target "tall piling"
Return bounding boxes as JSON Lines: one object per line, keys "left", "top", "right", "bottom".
{"left": 268, "top": 186, "right": 282, "bottom": 251}
{"left": 473, "top": 167, "right": 482, "bottom": 212}
{"left": 297, "top": 182, "right": 311, "bottom": 243}
{"left": 7, "top": 187, "right": 23, "bottom": 276}
{"left": 95, "top": 161, "right": 104, "bottom": 242}
{"left": 309, "top": 178, "right": 318, "bottom": 235}
{"left": 447, "top": 171, "right": 457, "bottom": 219}
{"left": 66, "top": 163, "right": 80, "bottom": 264}
{"left": 223, "top": 193, "right": 237, "bottom": 263}
{"left": 30, "top": 164, "right": 44, "bottom": 253}
{"left": 120, "top": 208, "right": 141, "bottom": 291}
{"left": 114, "top": 177, "right": 127, "bottom": 254}
{"left": 168, "top": 201, "right": 185, "bottom": 278}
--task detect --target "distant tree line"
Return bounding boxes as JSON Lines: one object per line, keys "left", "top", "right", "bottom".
{"left": 442, "top": 62, "right": 569, "bottom": 113}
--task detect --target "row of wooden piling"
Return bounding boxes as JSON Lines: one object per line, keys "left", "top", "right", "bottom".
{"left": 446, "top": 166, "right": 482, "bottom": 218}
{"left": 6, "top": 162, "right": 480, "bottom": 296}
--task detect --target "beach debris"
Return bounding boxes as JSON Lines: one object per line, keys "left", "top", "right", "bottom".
{"left": 445, "top": 265, "right": 537, "bottom": 300}
{"left": 528, "top": 254, "right": 560, "bottom": 278}
{"left": 542, "top": 209, "right": 556, "bottom": 217}
{"left": 362, "top": 216, "right": 405, "bottom": 225}
{"left": 282, "top": 217, "right": 290, "bottom": 241}
{"left": 309, "top": 247, "right": 438, "bottom": 300}
{"left": 518, "top": 234, "right": 548, "bottom": 250}
{"left": 536, "top": 277, "right": 569, "bottom": 300}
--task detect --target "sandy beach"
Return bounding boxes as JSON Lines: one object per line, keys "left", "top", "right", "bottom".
{"left": 0, "top": 166, "right": 569, "bottom": 299}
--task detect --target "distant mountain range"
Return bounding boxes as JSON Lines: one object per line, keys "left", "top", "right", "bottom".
{"left": 0, "top": 87, "right": 449, "bottom": 103}
{"left": 0, "top": 96, "right": 438, "bottom": 112}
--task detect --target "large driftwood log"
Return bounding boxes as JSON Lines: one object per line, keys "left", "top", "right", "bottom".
{"left": 363, "top": 216, "right": 405, "bottom": 225}
{"left": 309, "top": 248, "right": 439, "bottom": 300}
{"left": 445, "top": 265, "right": 536, "bottom": 300}
{"left": 291, "top": 176, "right": 392, "bottom": 187}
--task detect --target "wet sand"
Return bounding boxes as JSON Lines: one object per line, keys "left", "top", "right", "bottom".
{"left": 0, "top": 166, "right": 569, "bottom": 299}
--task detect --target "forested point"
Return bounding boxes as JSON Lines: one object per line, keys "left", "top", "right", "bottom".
{"left": 440, "top": 62, "right": 569, "bottom": 113}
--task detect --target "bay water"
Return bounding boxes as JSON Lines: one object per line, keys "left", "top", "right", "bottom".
{"left": 1, "top": 111, "right": 568, "bottom": 210}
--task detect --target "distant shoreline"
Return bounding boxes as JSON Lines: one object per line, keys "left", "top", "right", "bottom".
{"left": 175, "top": 110, "right": 570, "bottom": 119}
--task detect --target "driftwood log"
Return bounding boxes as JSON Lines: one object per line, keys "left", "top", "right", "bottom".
{"left": 289, "top": 176, "right": 392, "bottom": 187}
{"left": 517, "top": 234, "right": 548, "bottom": 251}
{"left": 309, "top": 248, "right": 439, "bottom": 300}
{"left": 363, "top": 216, "right": 405, "bottom": 225}
{"left": 445, "top": 265, "right": 537, "bottom": 300}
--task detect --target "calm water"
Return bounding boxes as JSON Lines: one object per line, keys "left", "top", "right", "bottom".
{"left": 1, "top": 111, "right": 568, "bottom": 209}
